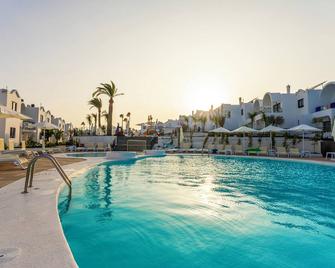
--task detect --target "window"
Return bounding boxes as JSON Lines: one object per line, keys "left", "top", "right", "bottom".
{"left": 273, "top": 103, "right": 282, "bottom": 113}
{"left": 11, "top": 101, "right": 17, "bottom": 111}
{"left": 40, "top": 115, "right": 44, "bottom": 122}
{"left": 10, "top": 127, "right": 16, "bottom": 138}
{"left": 298, "top": 98, "right": 304, "bottom": 108}
{"left": 226, "top": 111, "right": 231, "bottom": 118}
{"left": 241, "top": 109, "right": 244, "bottom": 116}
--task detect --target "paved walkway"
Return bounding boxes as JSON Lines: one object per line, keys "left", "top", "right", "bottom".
{"left": 0, "top": 157, "right": 85, "bottom": 188}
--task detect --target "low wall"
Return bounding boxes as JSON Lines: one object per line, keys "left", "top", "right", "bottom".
{"left": 74, "top": 136, "right": 116, "bottom": 146}
{"left": 159, "top": 133, "right": 322, "bottom": 153}
{"left": 116, "top": 136, "right": 158, "bottom": 151}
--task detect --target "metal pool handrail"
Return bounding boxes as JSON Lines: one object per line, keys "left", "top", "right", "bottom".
{"left": 22, "top": 153, "right": 72, "bottom": 194}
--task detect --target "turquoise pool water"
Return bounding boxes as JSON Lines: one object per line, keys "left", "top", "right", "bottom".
{"left": 67, "top": 152, "right": 107, "bottom": 158}
{"left": 59, "top": 155, "right": 335, "bottom": 268}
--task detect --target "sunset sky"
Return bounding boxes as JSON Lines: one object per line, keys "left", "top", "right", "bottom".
{"left": 1, "top": 0, "right": 335, "bottom": 127}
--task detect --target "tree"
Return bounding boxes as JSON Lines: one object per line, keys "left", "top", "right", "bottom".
{"left": 91, "top": 113, "right": 97, "bottom": 134}
{"left": 248, "top": 112, "right": 257, "bottom": 128}
{"left": 181, "top": 115, "right": 189, "bottom": 132}
{"left": 199, "top": 115, "right": 207, "bottom": 132}
{"left": 88, "top": 98, "right": 102, "bottom": 128}
{"left": 120, "top": 114, "right": 124, "bottom": 129}
{"left": 102, "top": 111, "right": 109, "bottom": 124}
{"left": 126, "top": 112, "right": 131, "bottom": 131}
{"left": 92, "top": 81, "right": 124, "bottom": 135}
{"left": 123, "top": 118, "right": 128, "bottom": 133}
{"left": 86, "top": 114, "right": 92, "bottom": 134}
{"left": 191, "top": 115, "right": 199, "bottom": 132}
{"left": 54, "top": 130, "right": 64, "bottom": 143}
{"left": 266, "top": 115, "right": 284, "bottom": 126}
{"left": 81, "top": 121, "right": 85, "bottom": 131}
{"left": 210, "top": 112, "right": 225, "bottom": 128}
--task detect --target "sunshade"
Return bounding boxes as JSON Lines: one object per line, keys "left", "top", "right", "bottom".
{"left": 209, "top": 127, "right": 231, "bottom": 133}
{"left": 288, "top": 124, "right": 322, "bottom": 152}
{"left": 259, "top": 125, "right": 286, "bottom": 149}
{"left": 232, "top": 126, "right": 258, "bottom": 150}
{"left": 232, "top": 126, "right": 258, "bottom": 133}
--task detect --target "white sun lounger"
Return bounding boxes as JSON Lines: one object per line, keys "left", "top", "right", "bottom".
{"left": 0, "top": 154, "right": 28, "bottom": 169}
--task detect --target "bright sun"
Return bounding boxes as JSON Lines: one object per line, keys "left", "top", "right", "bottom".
{"left": 182, "top": 75, "right": 229, "bottom": 112}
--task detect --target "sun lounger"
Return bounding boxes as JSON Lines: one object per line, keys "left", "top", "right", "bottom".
{"left": 258, "top": 146, "right": 269, "bottom": 155}
{"left": 0, "top": 153, "right": 28, "bottom": 169}
{"left": 224, "top": 145, "right": 233, "bottom": 155}
{"left": 246, "top": 147, "right": 261, "bottom": 155}
{"left": 97, "top": 143, "right": 108, "bottom": 151}
{"left": 86, "top": 143, "right": 96, "bottom": 151}
{"left": 288, "top": 147, "right": 301, "bottom": 158}
{"left": 276, "top": 146, "right": 289, "bottom": 157}
{"left": 234, "top": 145, "right": 244, "bottom": 155}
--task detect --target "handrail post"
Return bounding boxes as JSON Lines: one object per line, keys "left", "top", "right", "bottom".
{"left": 22, "top": 153, "right": 72, "bottom": 194}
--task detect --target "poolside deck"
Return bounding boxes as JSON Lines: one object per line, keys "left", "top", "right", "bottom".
{"left": 0, "top": 157, "right": 85, "bottom": 188}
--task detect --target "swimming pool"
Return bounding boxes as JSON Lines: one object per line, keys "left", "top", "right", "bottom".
{"left": 66, "top": 152, "right": 107, "bottom": 158}
{"left": 59, "top": 155, "right": 335, "bottom": 268}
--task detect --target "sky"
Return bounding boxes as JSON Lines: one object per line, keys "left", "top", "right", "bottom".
{"left": 1, "top": 0, "right": 335, "bottom": 128}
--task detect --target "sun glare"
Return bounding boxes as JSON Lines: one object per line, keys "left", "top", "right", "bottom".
{"left": 182, "top": 75, "right": 229, "bottom": 112}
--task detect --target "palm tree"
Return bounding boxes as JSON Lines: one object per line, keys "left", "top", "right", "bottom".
{"left": 102, "top": 111, "right": 109, "bottom": 124}
{"left": 88, "top": 98, "right": 102, "bottom": 129}
{"left": 81, "top": 121, "right": 85, "bottom": 131}
{"left": 181, "top": 115, "right": 189, "bottom": 131}
{"left": 123, "top": 118, "right": 128, "bottom": 133}
{"left": 86, "top": 114, "right": 92, "bottom": 134}
{"left": 210, "top": 112, "right": 225, "bottom": 128}
{"left": 120, "top": 114, "right": 124, "bottom": 129}
{"left": 199, "top": 115, "right": 207, "bottom": 132}
{"left": 191, "top": 115, "right": 199, "bottom": 132}
{"left": 91, "top": 113, "right": 97, "bottom": 134}
{"left": 248, "top": 112, "right": 257, "bottom": 128}
{"left": 126, "top": 112, "right": 131, "bottom": 131}
{"left": 92, "top": 81, "right": 124, "bottom": 135}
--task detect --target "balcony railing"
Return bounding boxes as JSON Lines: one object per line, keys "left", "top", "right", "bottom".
{"left": 315, "top": 102, "right": 335, "bottom": 112}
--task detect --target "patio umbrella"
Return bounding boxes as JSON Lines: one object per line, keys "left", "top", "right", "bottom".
{"left": 232, "top": 126, "right": 258, "bottom": 150}
{"left": 209, "top": 127, "right": 231, "bottom": 145}
{"left": 209, "top": 127, "right": 231, "bottom": 134}
{"left": 288, "top": 124, "right": 322, "bottom": 153}
{"left": 259, "top": 125, "right": 286, "bottom": 149}
{"left": 32, "top": 122, "right": 59, "bottom": 149}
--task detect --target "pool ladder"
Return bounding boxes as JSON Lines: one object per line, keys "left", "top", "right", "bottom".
{"left": 22, "top": 153, "right": 72, "bottom": 194}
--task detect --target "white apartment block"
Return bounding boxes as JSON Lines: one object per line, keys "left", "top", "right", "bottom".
{"left": 21, "top": 104, "right": 53, "bottom": 143}
{"left": 0, "top": 87, "right": 74, "bottom": 146}
{"left": 180, "top": 81, "right": 335, "bottom": 133}
{"left": 0, "top": 89, "right": 24, "bottom": 146}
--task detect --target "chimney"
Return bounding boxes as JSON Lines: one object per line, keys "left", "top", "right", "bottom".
{"left": 286, "top": 84, "right": 291, "bottom": 94}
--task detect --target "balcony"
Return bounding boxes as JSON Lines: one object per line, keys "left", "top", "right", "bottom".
{"left": 315, "top": 102, "right": 335, "bottom": 112}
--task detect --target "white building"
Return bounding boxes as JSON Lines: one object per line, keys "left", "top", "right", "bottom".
{"left": 179, "top": 81, "right": 335, "bottom": 134}
{"left": 312, "top": 81, "right": 335, "bottom": 132}
{"left": 21, "top": 104, "right": 53, "bottom": 142}
{"left": 51, "top": 116, "right": 65, "bottom": 131}
{"left": 0, "top": 89, "right": 24, "bottom": 146}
